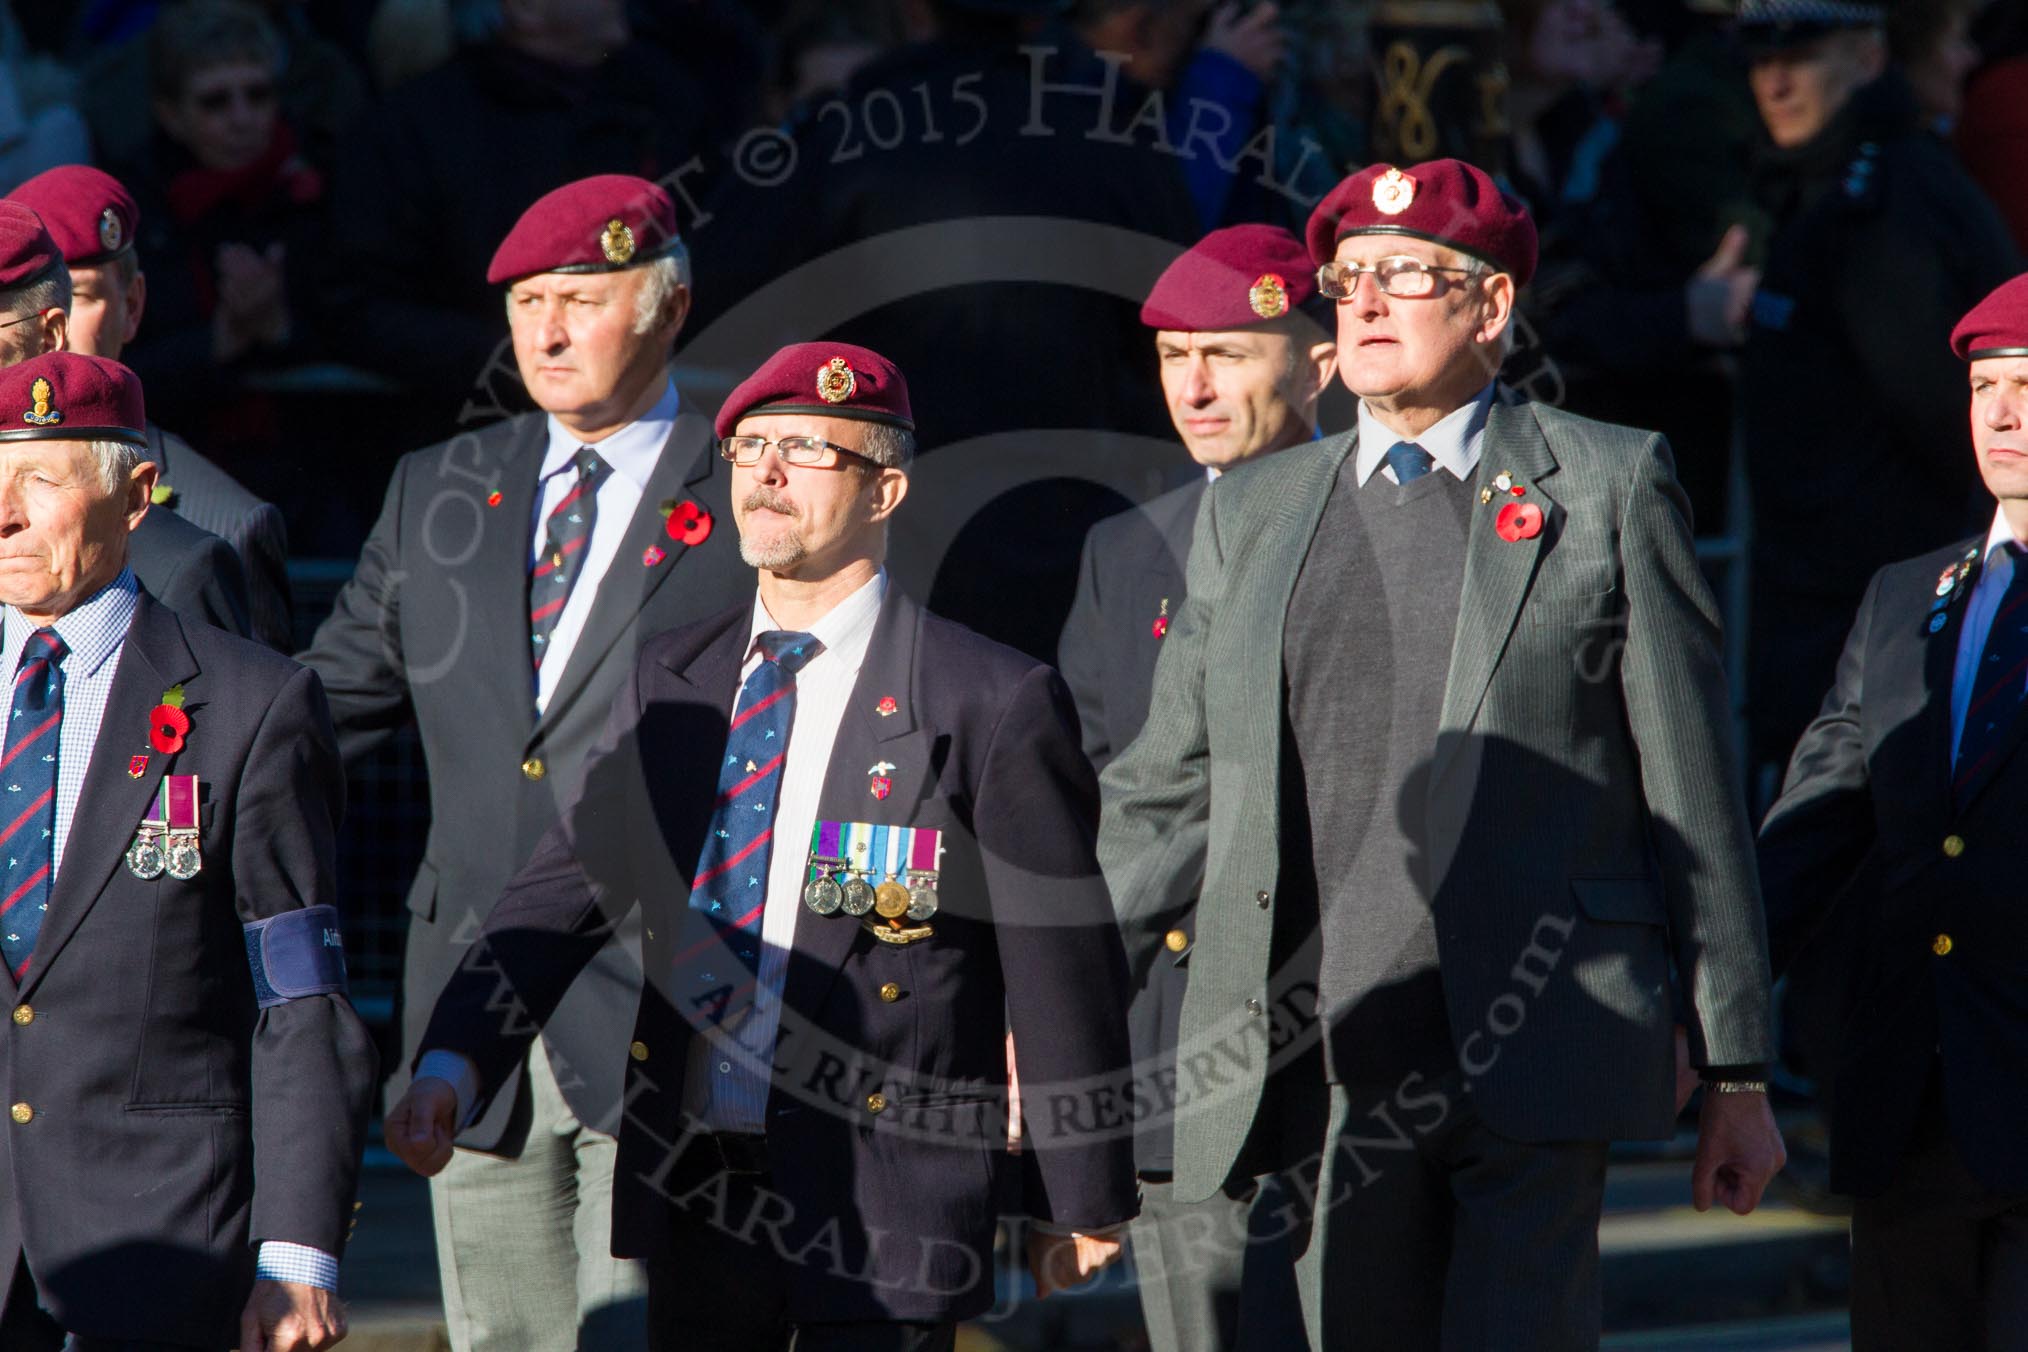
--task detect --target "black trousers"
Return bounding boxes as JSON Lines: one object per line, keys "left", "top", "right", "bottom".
{"left": 1850, "top": 1083, "right": 2028, "bottom": 1352}
{"left": 1281, "top": 1075, "right": 1609, "bottom": 1351}
{"left": 0, "top": 1260, "right": 204, "bottom": 1352}
{"left": 642, "top": 1134, "right": 956, "bottom": 1352}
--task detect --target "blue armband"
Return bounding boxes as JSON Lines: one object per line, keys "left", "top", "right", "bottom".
{"left": 244, "top": 905, "right": 349, "bottom": 1008}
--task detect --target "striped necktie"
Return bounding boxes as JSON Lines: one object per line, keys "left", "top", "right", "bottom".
{"left": 529, "top": 446, "right": 609, "bottom": 670}
{"left": 1955, "top": 543, "right": 2028, "bottom": 804}
{"left": 1386, "top": 441, "right": 1435, "bottom": 484}
{"left": 687, "top": 630, "right": 820, "bottom": 1018}
{"left": 0, "top": 629, "right": 65, "bottom": 980}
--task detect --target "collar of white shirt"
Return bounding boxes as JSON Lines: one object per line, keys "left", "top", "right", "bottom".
{"left": 3, "top": 568, "right": 139, "bottom": 680}
{"left": 1979, "top": 509, "right": 2023, "bottom": 576}
{"left": 539, "top": 377, "right": 680, "bottom": 491}
{"left": 1354, "top": 381, "right": 1497, "bottom": 487}
{"left": 744, "top": 569, "right": 888, "bottom": 679}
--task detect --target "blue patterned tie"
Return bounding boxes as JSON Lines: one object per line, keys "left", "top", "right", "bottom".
{"left": 529, "top": 447, "right": 609, "bottom": 671}
{"left": 687, "top": 631, "right": 820, "bottom": 1014}
{"left": 0, "top": 629, "right": 65, "bottom": 980}
{"left": 1955, "top": 544, "right": 2028, "bottom": 803}
{"left": 1386, "top": 441, "right": 1435, "bottom": 484}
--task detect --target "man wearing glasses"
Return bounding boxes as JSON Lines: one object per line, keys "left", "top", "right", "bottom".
{"left": 1099, "top": 158, "right": 1784, "bottom": 1349}
{"left": 390, "top": 342, "right": 1138, "bottom": 1351}
{"left": 300, "top": 174, "right": 751, "bottom": 1351}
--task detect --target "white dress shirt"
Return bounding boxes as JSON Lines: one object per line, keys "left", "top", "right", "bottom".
{"left": 0, "top": 571, "right": 337, "bottom": 1291}
{"left": 1951, "top": 511, "right": 2028, "bottom": 764}
{"left": 531, "top": 378, "right": 679, "bottom": 714}
{"left": 686, "top": 569, "right": 888, "bottom": 1132}
{"left": 1353, "top": 381, "right": 1496, "bottom": 486}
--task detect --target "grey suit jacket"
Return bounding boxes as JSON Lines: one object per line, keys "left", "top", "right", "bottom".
{"left": 146, "top": 423, "right": 293, "bottom": 651}
{"left": 1098, "top": 394, "right": 1773, "bottom": 1201}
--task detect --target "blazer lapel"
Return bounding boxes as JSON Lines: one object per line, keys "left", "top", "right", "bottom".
{"left": 537, "top": 413, "right": 719, "bottom": 738}
{"left": 24, "top": 598, "right": 194, "bottom": 996}
{"left": 780, "top": 591, "right": 927, "bottom": 1025}
{"left": 1431, "top": 399, "right": 1561, "bottom": 792}
{"left": 467, "top": 416, "right": 547, "bottom": 725}
{"left": 1946, "top": 544, "right": 2028, "bottom": 811}
{"left": 1912, "top": 545, "right": 1979, "bottom": 819}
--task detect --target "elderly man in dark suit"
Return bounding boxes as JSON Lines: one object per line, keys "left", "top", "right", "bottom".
{"left": 1098, "top": 159, "right": 1786, "bottom": 1349}
{"left": 1059, "top": 222, "right": 1331, "bottom": 1352}
{"left": 8, "top": 164, "right": 293, "bottom": 651}
{"left": 387, "top": 342, "right": 1137, "bottom": 1351}
{"left": 0, "top": 195, "right": 254, "bottom": 643}
{"left": 299, "top": 174, "right": 754, "bottom": 1350}
{"left": 1758, "top": 272, "right": 2028, "bottom": 1350}
{"left": 0, "top": 351, "right": 374, "bottom": 1350}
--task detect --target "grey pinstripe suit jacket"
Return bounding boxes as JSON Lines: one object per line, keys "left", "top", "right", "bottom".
{"left": 1097, "top": 393, "right": 1773, "bottom": 1202}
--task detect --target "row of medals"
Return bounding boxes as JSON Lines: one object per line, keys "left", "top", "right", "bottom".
{"left": 127, "top": 826, "right": 201, "bottom": 881}
{"left": 804, "top": 864, "right": 939, "bottom": 923}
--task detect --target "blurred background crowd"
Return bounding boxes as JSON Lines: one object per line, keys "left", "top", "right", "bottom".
{"left": 4, "top": 0, "right": 2026, "bottom": 1152}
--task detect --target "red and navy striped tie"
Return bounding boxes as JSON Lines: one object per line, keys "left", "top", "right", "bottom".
{"left": 1956, "top": 543, "right": 2028, "bottom": 805}
{"left": 529, "top": 447, "right": 609, "bottom": 670}
{"left": 0, "top": 628, "right": 65, "bottom": 980}
{"left": 687, "top": 631, "right": 819, "bottom": 1017}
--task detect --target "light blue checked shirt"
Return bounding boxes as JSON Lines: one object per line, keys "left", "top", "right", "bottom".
{"left": 0, "top": 570, "right": 337, "bottom": 1292}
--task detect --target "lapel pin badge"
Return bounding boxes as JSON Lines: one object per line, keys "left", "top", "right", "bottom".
{"left": 661, "top": 498, "right": 714, "bottom": 547}
{"left": 127, "top": 754, "right": 148, "bottom": 779}
{"left": 1494, "top": 501, "right": 1544, "bottom": 543}
{"left": 869, "top": 761, "right": 895, "bottom": 800}
{"left": 875, "top": 696, "right": 898, "bottom": 718}
{"left": 1152, "top": 598, "right": 1169, "bottom": 639}
{"left": 486, "top": 490, "right": 503, "bottom": 507}
{"left": 642, "top": 545, "right": 667, "bottom": 567}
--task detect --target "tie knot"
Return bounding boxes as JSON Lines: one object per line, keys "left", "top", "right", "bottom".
{"left": 757, "top": 630, "right": 819, "bottom": 674}
{"left": 22, "top": 628, "right": 64, "bottom": 666}
{"left": 1385, "top": 441, "right": 1435, "bottom": 484}
{"left": 574, "top": 446, "right": 608, "bottom": 482}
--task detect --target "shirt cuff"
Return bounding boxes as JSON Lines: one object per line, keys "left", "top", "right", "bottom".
{"left": 255, "top": 1241, "right": 339, "bottom": 1291}
{"left": 415, "top": 1049, "right": 481, "bottom": 1127}
{"left": 1029, "top": 1218, "right": 1131, "bottom": 1238}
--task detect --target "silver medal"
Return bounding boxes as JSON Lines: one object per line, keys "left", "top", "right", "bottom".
{"left": 906, "top": 884, "right": 939, "bottom": 921}
{"left": 126, "top": 831, "right": 166, "bottom": 880}
{"left": 803, "top": 875, "right": 842, "bottom": 915}
{"left": 165, "top": 834, "right": 201, "bottom": 881}
{"left": 840, "top": 877, "right": 876, "bottom": 917}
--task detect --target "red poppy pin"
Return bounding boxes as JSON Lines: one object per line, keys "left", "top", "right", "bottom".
{"left": 1494, "top": 501, "right": 1544, "bottom": 543}
{"left": 486, "top": 490, "right": 503, "bottom": 507}
{"left": 1152, "top": 597, "right": 1170, "bottom": 639}
{"left": 875, "top": 696, "right": 898, "bottom": 718}
{"left": 662, "top": 498, "right": 713, "bottom": 547}
{"left": 149, "top": 684, "right": 190, "bottom": 755}
{"left": 642, "top": 545, "right": 667, "bottom": 567}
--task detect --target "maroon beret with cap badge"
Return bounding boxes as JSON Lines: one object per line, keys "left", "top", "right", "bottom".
{"left": 1141, "top": 224, "right": 1320, "bottom": 332}
{"left": 1305, "top": 159, "right": 1538, "bottom": 287}
{"left": 6, "top": 165, "right": 138, "bottom": 269}
{"left": 0, "top": 352, "right": 146, "bottom": 446}
{"left": 715, "top": 342, "right": 914, "bottom": 440}
{"left": 486, "top": 174, "right": 683, "bottom": 286}
{"left": 1951, "top": 274, "right": 2028, "bottom": 361}
{"left": 0, "top": 201, "right": 63, "bottom": 290}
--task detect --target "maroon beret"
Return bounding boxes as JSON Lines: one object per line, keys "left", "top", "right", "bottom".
{"left": 486, "top": 174, "right": 682, "bottom": 286}
{"left": 716, "top": 342, "right": 914, "bottom": 439}
{"left": 6, "top": 166, "right": 138, "bottom": 268}
{"left": 1951, "top": 273, "right": 2028, "bottom": 361}
{"left": 0, "top": 352, "right": 145, "bottom": 446}
{"left": 0, "top": 202, "right": 62, "bottom": 291}
{"left": 1305, "top": 159, "right": 1538, "bottom": 287}
{"left": 1141, "top": 224, "right": 1319, "bottom": 331}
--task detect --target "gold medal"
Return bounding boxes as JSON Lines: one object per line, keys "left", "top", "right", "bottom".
{"left": 874, "top": 881, "right": 911, "bottom": 919}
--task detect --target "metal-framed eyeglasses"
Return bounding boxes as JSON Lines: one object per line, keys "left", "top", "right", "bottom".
{"left": 718, "top": 434, "right": 881, "bottom": 470}
{"left": 1316, "top": 256, "right": 1485, "bottom": 300}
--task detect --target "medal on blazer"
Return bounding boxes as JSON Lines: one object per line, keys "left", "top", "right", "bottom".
{"left": 127, "top": 775, "right": 200, "bottom": 880}
{"left": 1925, "top": 544, "right": 1981, "bottom": 635}
{"left": 804, "top": 821, "right": 943, "bottom": 933}
{"left": 802, "top": 821, "right": 847, "bottom": 914}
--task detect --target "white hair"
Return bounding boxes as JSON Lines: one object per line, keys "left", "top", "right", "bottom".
{"left": 88, "top": 438, "right": 142, "bottom": 494}
{"left": 631, "top": 249, "right": 691, "bottom": 336}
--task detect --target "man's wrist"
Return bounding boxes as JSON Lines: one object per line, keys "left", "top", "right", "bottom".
{"left": 414, "top": 1049, "right": 480, "bottom": 1127}
{"left": 255, "top": 1240, "right": 339, "bottom": 1291}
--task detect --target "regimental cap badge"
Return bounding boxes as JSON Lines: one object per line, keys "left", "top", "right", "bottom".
{"left": 97, "top": 206, "right": 123, "bottom": 254}
{"left": 599, "top": 217, "right": 636, "bottom": 265}
{"left": 1248, "top": 273, "right": 1289, "bottom": 319}
{"left": 1372, "top": 166, "right": 1418, "bottom": 216}
{"left": 22, "top": 377, "right": 60, "bottom": 427}
{"left": 816, "top": 356, "right": 857, "bottom": 405}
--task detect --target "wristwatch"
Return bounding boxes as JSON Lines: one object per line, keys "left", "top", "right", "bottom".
{"left": 1706, "top": 1079, "right": 1768, "bottom": 1095}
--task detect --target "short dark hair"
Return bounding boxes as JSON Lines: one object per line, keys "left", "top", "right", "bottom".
{"left": 149, "top": 0, "right": 283, "bottom": 105}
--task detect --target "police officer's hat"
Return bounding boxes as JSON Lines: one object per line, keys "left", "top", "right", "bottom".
{"left": 1736, "top": 0, "right": 1886, "bottom": 51}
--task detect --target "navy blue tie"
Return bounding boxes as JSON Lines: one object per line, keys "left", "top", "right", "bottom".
{"left": 0, "top": 629, "right": 65, "bottom": 980}
{"left": 1955, "top": 544, "right": 2028, "bottom": 802}
{"left": 687, "top": 631, "right": 820, "bottom": 1019}
{"left": 529, "top": 447, "right": 609, "bottom": 671}
{"left": 1386, "top": 441, "right": 1435, "bottom": 484}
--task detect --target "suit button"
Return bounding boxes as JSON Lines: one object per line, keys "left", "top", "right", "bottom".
{"left": 1933, "top": 934, "right": 1954, "bottom": 957}
{"left": 1245, "top": 998, "right": 1263, "bottom": 1016}
{"left": 1943, "top": 834, "right": 1965, "bottom": 858}
{"left": 1256, "top": 891, "right": 1270, "bottom": 908}
{"left": 1164, "top": 929, "right": 1188, "bottom": 953}
{"left": 522, "top": 757, "right": 546, "bottom": 782}
{"left": 9, "top": 1103, "right": 29, "bottom": 1124}
{"left": 878, "top": 982, "right": 901, "bottom": 1003}
{"left": 865, "top": 1093, "right": 888, "bottom": 1114}
{"left": 629, "top": 1041, "right": 649, "bottom": 1062}
{"left": 11, "top": 1005, "right": 30, "bottom": 1026}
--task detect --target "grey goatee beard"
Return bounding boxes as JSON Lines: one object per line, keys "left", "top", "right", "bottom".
{"left": 739, "top": 486, "right": 808, "bottom": 570}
